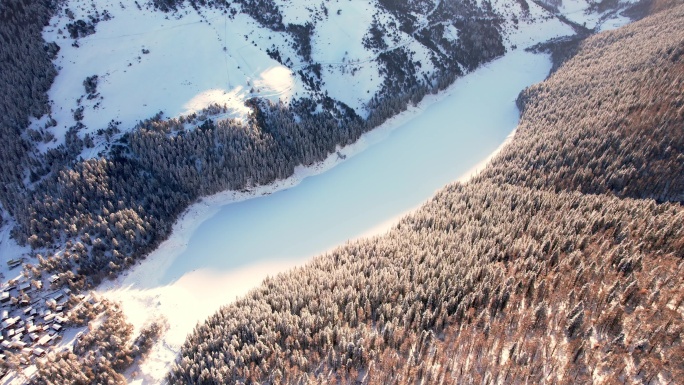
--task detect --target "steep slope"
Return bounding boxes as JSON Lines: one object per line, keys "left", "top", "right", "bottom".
{"left": 30, "top": 0, "right": 572, "bottom": 156}
{"left": 168, "top": 182, "right": 684, "bottom": 384}
{"left": 0, "top": 0, "right": 665, "bottom": 381}
{"left": 167, "top": 4, "right": 684, "bottom": 384}
{"left": 479, "top": 5, "right": 684, "bottom": 202}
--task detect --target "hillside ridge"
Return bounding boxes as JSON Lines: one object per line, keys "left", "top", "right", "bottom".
{"left": 164, "top": 4, "right": 684, "bottom": 384}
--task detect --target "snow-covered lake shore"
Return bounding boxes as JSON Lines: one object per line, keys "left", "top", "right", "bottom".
{"left": 98, "top": 49, "right": 552, "bottom": 384}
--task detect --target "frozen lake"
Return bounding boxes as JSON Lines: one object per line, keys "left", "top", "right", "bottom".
{"left": 99, "top": 49, "right": 551, "bottom": 384}
{"left": 159, "top": 50, "right": 552, "bottom": 286}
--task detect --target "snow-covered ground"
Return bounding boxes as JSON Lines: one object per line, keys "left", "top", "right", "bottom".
{"left": 0, "top": 0, "right": 642, "bottom": 382}
{"left": 31, "top": 0, "right": 420, "bottom": 157}
{"left": 34, "top": 0, "right": 303, "bottom": 156}
{"left": 495, "top": 0, "right": 574, "bottom": 48}
{"left": 0, "top": 218, "right": 34, "bottom": 283}
{"left": 277, "top": 0, "right": 387, "bottom": 113}
{"left": 98, "top": 49, "right": 552, "bottom": 384}
{"left": 29, "top": 0, "right": 598, "bottom": 159}
{"left": 538, "top": 0, "right": 640, "bottom": 30}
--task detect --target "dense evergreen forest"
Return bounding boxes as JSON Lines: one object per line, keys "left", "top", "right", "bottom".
{"left": 167, "top": 4, "right": 684, "bottom": 384}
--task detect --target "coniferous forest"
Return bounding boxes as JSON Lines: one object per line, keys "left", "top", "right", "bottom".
{"left": 167, "top": 3, "right": 684, "bottom": 384}
{"left": 0, "top": 0, "right": 682, "bottom": 382}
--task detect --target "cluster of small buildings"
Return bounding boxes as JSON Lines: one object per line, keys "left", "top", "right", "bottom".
{"left": 0, "top": 272, "right": 86, "bottom": 364}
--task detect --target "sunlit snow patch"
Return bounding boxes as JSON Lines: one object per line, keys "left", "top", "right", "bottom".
{"left": 182, "top": 88, "right": 249, "bottom": 117}
{"left": 181, "top": 66, "right": 296, "bottom": 118}
{"left": 252, "top": 66, "right": 296, "bottom": 99}
{"left": 32, "top": 0, "right": 299, "bottom": 158}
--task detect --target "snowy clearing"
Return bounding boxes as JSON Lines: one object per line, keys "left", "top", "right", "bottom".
{"left": 34, "top": 0, "right": 301, "bottom": 156}
{"left": 555, "top": 0, "right": 640, "bottom": 30}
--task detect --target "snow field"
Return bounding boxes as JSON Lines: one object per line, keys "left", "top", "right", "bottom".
{"left": 308, "top": 1, "right": 386, "bottom": 115}
{"left": 493, "top": 0, "right": 575, "bottom": 48}
{"left": 539, "top": 0, "right": 641, "bottom": 31}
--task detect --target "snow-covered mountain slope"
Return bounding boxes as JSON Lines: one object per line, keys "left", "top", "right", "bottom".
{"left": 31, "top": 0, "right": 637, "bottom": 159}
{"left": 538, "top": 0, "right": 639, "bottom": 30}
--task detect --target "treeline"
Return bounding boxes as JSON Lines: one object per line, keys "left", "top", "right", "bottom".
{"left": 368, "top": 0, "right": 506, "bottom": 106}
{"left": 168, "top": 4, "right": 684, "bottom": 384}
{"left": 169, "top": 185, "right": 684, "bottom": 384}
{"left": 14, "top": 155, "right": 190, "bottom": 280}
{"left": 129, "top": 96, "right": 363, "bottom": 196}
